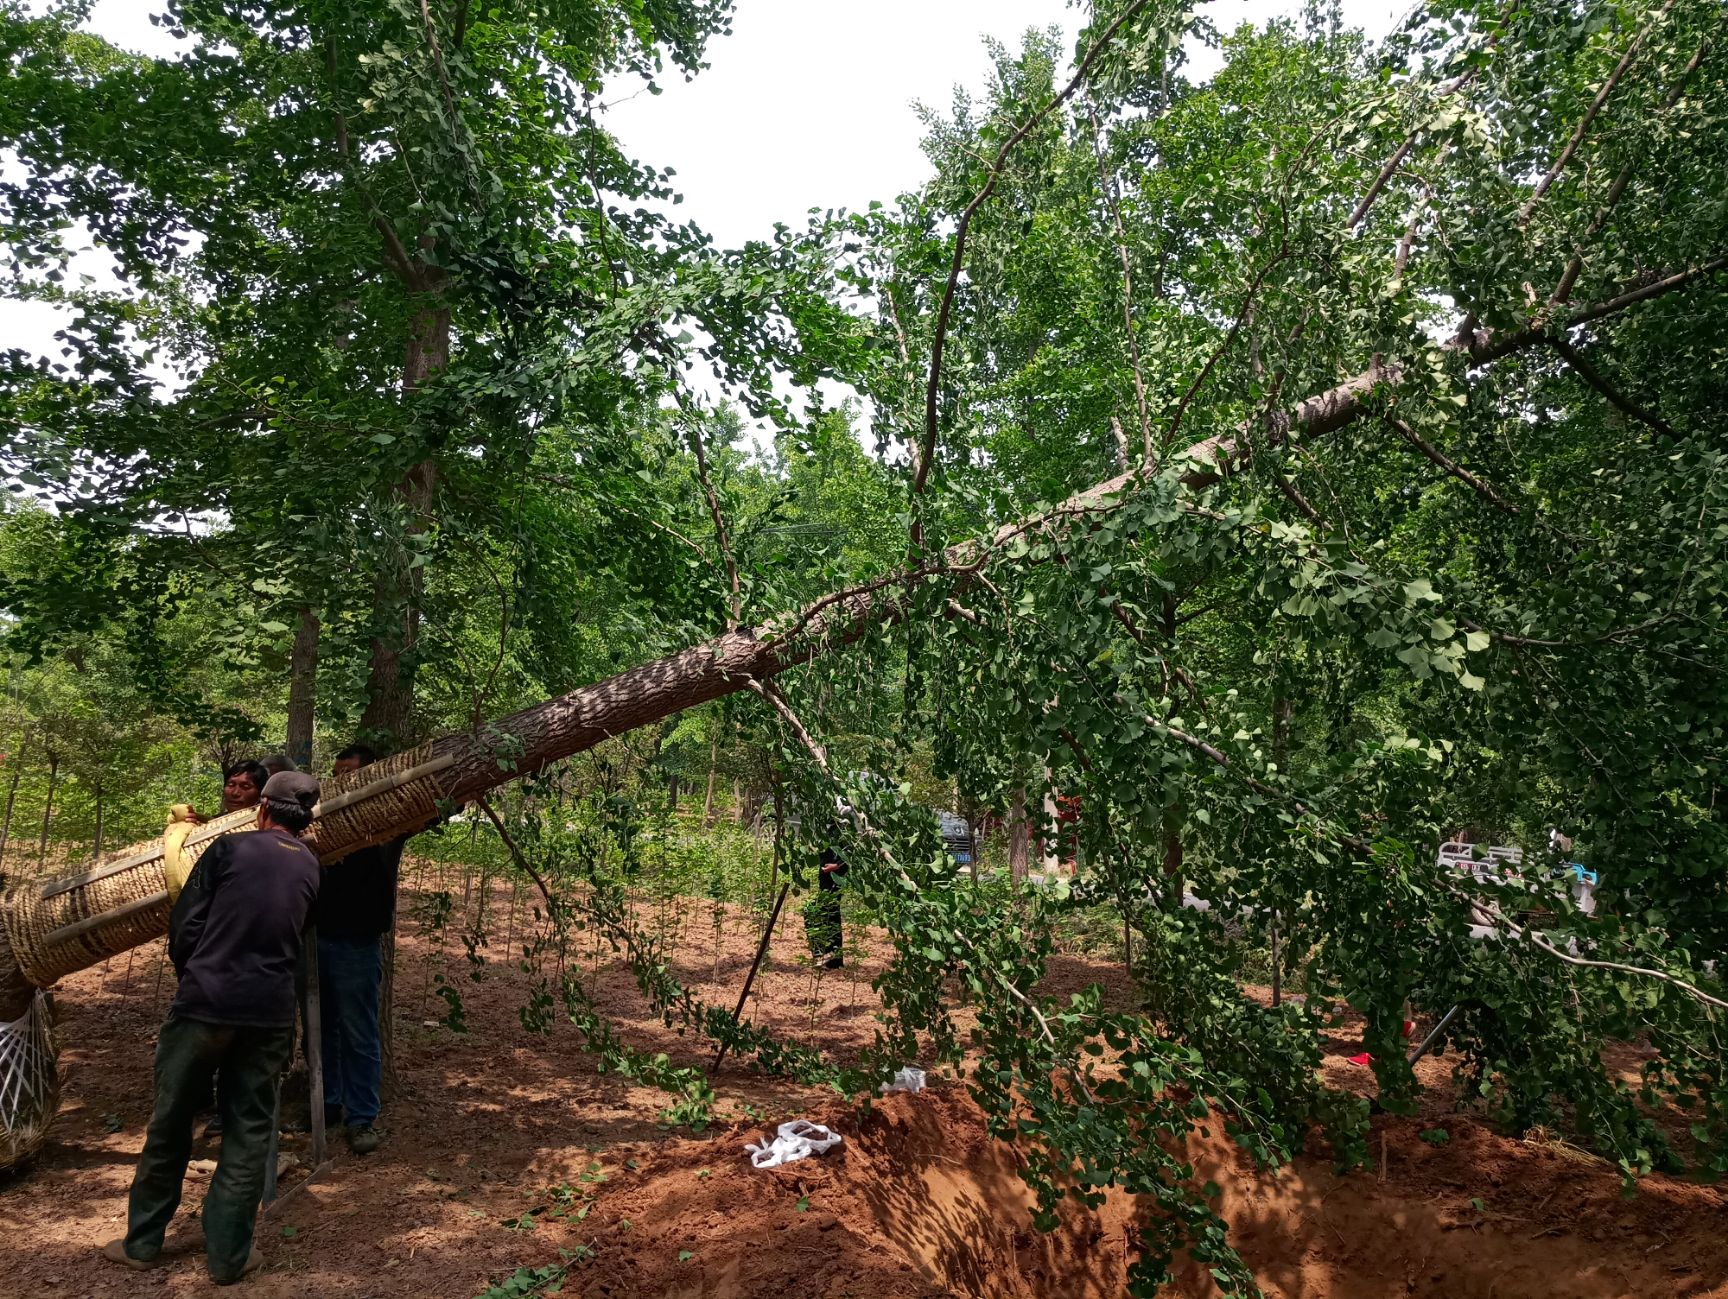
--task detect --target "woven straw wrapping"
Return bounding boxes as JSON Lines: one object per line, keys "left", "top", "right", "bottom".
{"left": 303, "top": 742, "right": 445, "bottom": 864}
{"left": 0, "top": 742, "right": 445, "bottom": 991}
{"left": 0, "top": 991, "right": 58, "bottom": 1169}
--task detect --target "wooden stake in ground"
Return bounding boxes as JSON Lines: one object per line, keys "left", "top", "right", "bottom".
{"left": 379, "top": 924, "right": 402, "bottom": 1097}
{"left": 304, "top": 931, "right": 327, "bottom": 1169}
{"left": 710, "top": 882, "right": 790, "bottom": 1075}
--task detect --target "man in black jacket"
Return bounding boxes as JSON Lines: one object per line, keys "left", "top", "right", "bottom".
{"left": 103, "top": 770, "right": 322, "bottom": 1285}
{"left": 803, "top": 847, "right": 848, "bottom": 969}
{"left": 315, "top": 743, "right": 408, "bottom": 1155}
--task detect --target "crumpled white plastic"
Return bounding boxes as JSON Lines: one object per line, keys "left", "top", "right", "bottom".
{"left": 745, "top": 1119, "right": 843, "bottom": 1169}
{"left": 879, "top": 1066, "right": 926, "bottom": 1095}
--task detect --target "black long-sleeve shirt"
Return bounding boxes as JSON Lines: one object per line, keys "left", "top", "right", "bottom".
{"left": 314, "top": 833, "right": 409, "bottom": 940}
{"left": 168, "top": 828, "right": 321, "bottom": 1028}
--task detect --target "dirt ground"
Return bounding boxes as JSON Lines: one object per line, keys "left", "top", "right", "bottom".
{"left": 2, "top": 861, "right": 1726, "bottom": 1299}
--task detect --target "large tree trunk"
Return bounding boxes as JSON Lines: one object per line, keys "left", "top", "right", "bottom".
{"left": 412, "top": 312, "right": 1604, "bottom": 807}
{"left": 287, "top": 606, "right": 320, "bottom": 769}
{"left": 362, "top": 265, "right": 449, "bottom": 1091}
{"left": 361, "top": 266, "right": 449, "bottom": 750}
{"left": 1042, "top": 775, "right": 1061, "bottom": 872}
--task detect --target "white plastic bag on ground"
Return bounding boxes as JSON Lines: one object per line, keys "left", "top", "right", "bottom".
{"left": 879, "top": 1066, "right": 926, "bottom": 1095}
{"left": 745, "top": 1119, "right": 843, "bottom": 1169}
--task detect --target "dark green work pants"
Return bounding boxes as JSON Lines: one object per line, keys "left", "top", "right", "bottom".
{"left": 124, "top": 1015, "right": 291, "bottom": 1283}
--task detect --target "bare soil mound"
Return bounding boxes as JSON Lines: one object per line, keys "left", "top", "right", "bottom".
{"left": 557, "top": 1085, "right": 1728, "bottom": 1299}
{"left": 2, "top": 872, "right": 1725, "bottom": 1298}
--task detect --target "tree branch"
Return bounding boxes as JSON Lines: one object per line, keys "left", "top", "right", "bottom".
{"left": 684, "top": 417, "right": 743, "bottom": 630}
{"left": 1386, "top": 416, "right": 1521, "bottom": 514}
{"left": 477, "top": 795, "right": 557, "bottom": 913}
{"left": 419, "top": 0, "right": 462, "bottom": 129}
{"left": 1163, "top": 246, "right": 1290, "bottom": 452}
{"left": 1146, "top": 716, "right": 1367, "bottom": 853}
{"left": 1565, "top": 257, "right": 1728, "bottom": 328}
{"left": 1088, "top": 109, "right": 1155, "bottom": 467}
{"left": 744, "top": 679, "right": 825, "bottom": 767}
{"left": 374, "top": 216, "right": 417, "bottom": 286}
{"left": 1517, "top": 0, "right": 1676, "bottom": 229}
{"left": 1550, "top": 38, "right": 1710, "bottom": 306}
{"left": 1346, "top": 40, "right": 1498, "bottom": 232}
{"left": 751, "top": 678, "right": 1072, "bottom": 1058}
{"left": 1272, "top": 470, "right": 1328, "bottom": 529}
{"left": 1468, "top": 897, "right": 1728, "bottom": 1012}
{"left": 1457, "top": 613, "right": 1672, "bottom": 650}
{"left": 1548, "top": 335, "right": 1674, "bottom": 436}
{"left": 912, "top": 0, "right": 1160, "bottom": 547}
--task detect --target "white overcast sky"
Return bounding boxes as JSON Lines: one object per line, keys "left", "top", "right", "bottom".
{"left": 0, "top": 0, "right": 1405, "bottom": 374}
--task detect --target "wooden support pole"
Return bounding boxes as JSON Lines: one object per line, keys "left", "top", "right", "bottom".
{"left": 710, "top": 882, "right": 790, "bottom": 1075}
{"left": 1407, "top": 1003, "right": 1462, "bottom": 1067}
{"left": 263, "top": 1160, "right": 332, "bottom": 1218}
{"left": 305, "top": 929, "right": 328, "bottom": 1168}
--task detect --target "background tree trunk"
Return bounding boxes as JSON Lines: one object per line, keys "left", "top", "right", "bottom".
{"left": 0, "top": 732, "right": 29, "bottom": 863}
{"left": 287, "top": 606, "right": 320, "bottom": 770}
{"left": 91, "top": 780, "right": 104, "bottom": 862}
{"left": 1162, "top": 805, "right": 1184, "bottom": 907}
{"left": 36, "top": 752, "right": 59, "bottom": 867}
{"left": 701, "top": 730, "right": 719, "bottom": 826}
{"left": 1008, "top": 783, "right": 1030, "bottom": 883}
{"left": 358, "top": 462, "right": 435, "bottom": 750}
{"left": 1042, "top": 773, "right": 1061, "bottom": 873}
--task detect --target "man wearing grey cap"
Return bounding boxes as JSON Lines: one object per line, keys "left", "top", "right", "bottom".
{"left": 102, "top": 770, "right": 323, "bottom": 1285}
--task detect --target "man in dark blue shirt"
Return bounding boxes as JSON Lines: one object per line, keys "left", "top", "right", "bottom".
{"left": 103, "top": 770, "right": 321, "bottom": 1285}
{"left": 315, "top": 743, "right": 410, "bottom": 1156}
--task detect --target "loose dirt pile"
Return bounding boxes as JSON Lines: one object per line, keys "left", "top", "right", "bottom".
{"left": 1, "top": 869, "right": 1725, "bottom": 1298}
{"left": 549, "top": 1085, "right": 1728, "bottom": 1299}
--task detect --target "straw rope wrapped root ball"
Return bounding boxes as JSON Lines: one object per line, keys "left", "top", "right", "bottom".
{"left": 0, "top": 744, "right": 454, "bottom": 1169}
